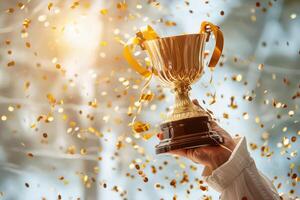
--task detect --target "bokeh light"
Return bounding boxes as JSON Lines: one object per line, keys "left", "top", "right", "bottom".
{"left": 0, "top": 0, "right": 299, "bottom": 199}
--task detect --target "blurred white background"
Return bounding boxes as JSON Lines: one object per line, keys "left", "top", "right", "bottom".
{"left": 0, "top": 0, "right": 299, "bottom": 199}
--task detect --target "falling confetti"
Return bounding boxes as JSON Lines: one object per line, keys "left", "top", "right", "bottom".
{"left": 0, "top": 0, "right": 299, "bottom": 199}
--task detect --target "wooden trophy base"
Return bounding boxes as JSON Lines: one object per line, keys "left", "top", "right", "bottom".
{"left": 155, "top": 116, "right": 224, "bottom": 154}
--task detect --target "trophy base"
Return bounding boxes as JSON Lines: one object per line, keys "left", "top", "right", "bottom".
{"left": 155, "top": 116, "right": 224, "bottom": 154}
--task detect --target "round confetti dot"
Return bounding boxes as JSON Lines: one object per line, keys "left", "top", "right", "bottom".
{"left": 290, "top": 13, "right": 297, "bottom": 19}
{"left": 8, "top": 106, "right": 14, "bottom": 112}
{"left": 1, "top": 115, "right": 7, "bottom": 121}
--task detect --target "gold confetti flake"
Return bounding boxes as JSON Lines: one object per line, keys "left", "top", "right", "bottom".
{"left": 22, "top": 19, "right": 31, "bottom": 29}
{"left": 208, "top": 92, "right": 216, "bottom": 105}
{"left": 223, "top": 113, "right": 229, "bottom": 119}
{"left": 0, "top": 1, "right": 298, "bottom": 197}
{"left": 141, "top": 93, "right": 154, "bottom": 101}
{"left": 27, "top": 152, "right": 34, "bottom": 157}
{"left": 70, "top": 1, "right": 80, "bottom": 9}
{"left": 232, "top": 74, "right": 242, "bottom": 82}
{"left": 142, "top": 133, "right": 154, "bottom": 140}
{"left": 200, "top": 185, "right": 208, "bottom": 191}
{"left": 243, "top": 112, "right": 249, "bottom": 120}
{"left": 46, "top": 115, "right": 54, "bottom": 122}
{"left": 48, "top": 2, "right": 53, "bottom": 10}
{"left": 282, "top": 137, "right": 289, "bottom": 147}
{"left": 66, "top": 145, "right": 76, "bottom": 154}
{"left": 80, "top": 148, "right": 87, "bottom": 155}
{"left": 55, "top": 64, "right": 61, "bottom": 69}
{"left": 258, "top": 64, "right": 264, "bottom": 70}
{"left": 100, "top": 41, "right": 108, "bottom": 46}
{"left": 165, "top": 21, "right": 177, "bottom": 27}
{"left": 170, "top": 179, "right": 177, "bottom": 188}
{"left": 250, "top": 143, "right": 258, "bottom": 150}
{"left": 6, "top": 8, "right": 15, "bottom": 13}
{"left": 46, "top": 93, "right": 56, "bottom": 105}
{"left": 88, "top": 99, "right": 98, "bottom": 108}
{"left": 229, "top": 96, "right": 238, "bottom": 109}
{"left": 25, "top": 42, "right": 31, "bottom": 48}
{"left": 17, "top": 2, "right": 25, "bottom": 9}
{"left": 7, "top": 61, "right": 15, "bottom": 67}
{"left": 100, "top": 9, "right": 108, "bottom": 15}
{"left": 116, "top": 1, "right": 128, "bottom": 10}
{"left": 132, "top": 121, "right": 150, "bottom": 133}
{"left": 24, "top": 81, "right": 30, "bottom": 91}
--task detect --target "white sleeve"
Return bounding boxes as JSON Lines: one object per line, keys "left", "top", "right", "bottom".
{"left": 202, "top": 137, "right": 292, "bottom": 200}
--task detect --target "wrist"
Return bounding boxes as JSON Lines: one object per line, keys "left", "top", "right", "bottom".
{"left": 208, "top": 149, "right": 233, "bottom": 170}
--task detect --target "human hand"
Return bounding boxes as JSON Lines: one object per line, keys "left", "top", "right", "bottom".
{"left": 157, "top": 100, "right": 236, "bottom": 171}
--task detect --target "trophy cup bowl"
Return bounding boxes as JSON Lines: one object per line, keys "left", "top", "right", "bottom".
{"left": 123, "top": 21, "right": 224, "bottom": 154}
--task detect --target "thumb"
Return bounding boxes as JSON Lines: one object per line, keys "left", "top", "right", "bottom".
{"left": 192, "top": 99, "right": 214, "bottom": 120}
{"left": 192, "top": 99, "right": 204, "bottom": 110}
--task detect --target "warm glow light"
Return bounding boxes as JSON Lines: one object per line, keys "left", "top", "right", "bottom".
{"left": 62, "top": 15, "right": 101, "bottom": 50}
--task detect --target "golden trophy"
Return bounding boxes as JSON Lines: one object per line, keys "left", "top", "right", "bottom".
{"left": 124, "top": 21, "right": 224, "bottom": 154}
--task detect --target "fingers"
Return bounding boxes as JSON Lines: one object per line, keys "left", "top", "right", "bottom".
{"left": 191, "top": 99, "right": 227, "bottom": 136}
{"left": 157, "top": 132, "right": 164, "bottom": 140}
{"left": 192, "top": 99, "right": 215, "bottom": 120}
{"left": 210, "top": 121, "right": 227, "bottom": 134}
{"left": 210, "top": 121, "right": 225, "bottom": 133}
{"left": 210, "top": 120, "right": 219, "bottom": 128}
{"left": 209, "top": 121, "right": 234, "bottom": 145}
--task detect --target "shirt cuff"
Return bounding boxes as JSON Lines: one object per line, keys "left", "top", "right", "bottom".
{"left": 202, "top": 136, "right": 254, "bottom": 192}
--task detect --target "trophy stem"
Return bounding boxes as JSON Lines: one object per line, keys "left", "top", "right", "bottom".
{"left": 173, "top": 85, "right": 193, "bottom": 114}
{"left": 166, "top": 84, "right": 208, "bottom": 122}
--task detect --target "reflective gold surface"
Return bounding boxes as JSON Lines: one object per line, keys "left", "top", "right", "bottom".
{"left": 144, "top": 34, "right": 209, "bottom": 122}
{"left": 123, "top": 21, "right": 224, "bottom": 122}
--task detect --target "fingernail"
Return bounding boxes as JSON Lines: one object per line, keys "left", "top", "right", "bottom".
{"left": 192, "top": 99, "right": 199, "bottom": 105}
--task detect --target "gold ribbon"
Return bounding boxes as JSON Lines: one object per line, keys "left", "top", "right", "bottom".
{"left": 124, "top": 22, "right": 223, "bottom": 75}
{"left": 123, "top": 25, "right": 159, "bottom": 77}
{"left": 200, "top": 21, "right": 224, "bottom": 68}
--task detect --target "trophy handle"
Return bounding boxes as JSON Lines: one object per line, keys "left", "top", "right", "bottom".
{"left": 123, "top": 25, "right": 159, "bottom": 77}
{"left": 200, "top": 21, "right": 224, "bottom": 68}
